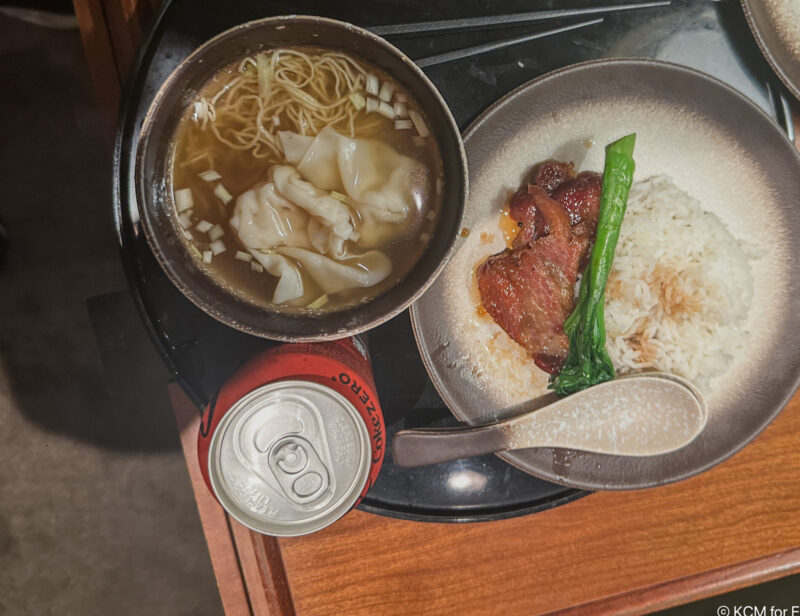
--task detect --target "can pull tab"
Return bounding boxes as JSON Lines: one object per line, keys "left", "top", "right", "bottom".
{"left": 268, "top": 436, "right": 332, "bottom": 507}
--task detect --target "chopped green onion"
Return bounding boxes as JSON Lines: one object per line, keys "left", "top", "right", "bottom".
{"left": 210, "top": 239, "right": 226, "bottom": 256}
{"left": 192, "top": 99, "right": 215, "bottom": 127}
{"left": 330, "top": 191, "right": 349, "bottom": 203}
{"left": 307, "top": 294, "right": 329, "bottom": 310}
{"left": 214, "top": 183, "right": 233, "bottom": 204}
{"left": 378, "top": 101, "right": 395, "bottom": 119}
{"left": 198, "top": 170, "right": 221, "bottom": 182}
{"left": 189, "top": 243, "right": 202, "bottom": 259}
{"left": 191, "top": 101, "right": 204, "bottom": 124}
{"left": 175, "top": 188, "right": 193, "bottom": 212}
{"left": 408, "top": 109, "right": 430, "bottom": 138}
{"left": 378, "top": 81, "right": 395, "bottom": 102}
{"left": 235, "top": 250, "right": 253, "bottom": 262}
{"left": 195, "top": 220, "right": 213, "bottom": 233}
{"left": 366, "top": 74, "right": 379, "bottom": 96}
{"left": 349, "top": 92, "right": 366, "bottom": 110}
{"left": 209, "top": 224, "right": 225, "bottom": 242}
{"left": 257, "top": 52, "right": 272, "bottom": 100}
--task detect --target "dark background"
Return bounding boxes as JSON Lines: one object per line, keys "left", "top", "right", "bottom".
{"left": 0, "top": 1, "right": 797, "bottom": 614}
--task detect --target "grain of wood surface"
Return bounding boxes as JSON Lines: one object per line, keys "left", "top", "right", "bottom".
{"left": 273, "top": 393, "right": 800, "bottom": 615}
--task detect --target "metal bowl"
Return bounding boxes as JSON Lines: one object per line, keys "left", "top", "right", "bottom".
{"left": 135, "top": 15, "right": 466, "bottom": 341}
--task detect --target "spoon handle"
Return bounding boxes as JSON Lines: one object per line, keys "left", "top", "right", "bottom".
{"left": 393, "top": 424, "right": 510, "bottom": 467}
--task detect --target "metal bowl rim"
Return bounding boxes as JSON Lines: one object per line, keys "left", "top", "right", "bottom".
{"left": 134, "top": 14, "right": 468, "bottom": 342}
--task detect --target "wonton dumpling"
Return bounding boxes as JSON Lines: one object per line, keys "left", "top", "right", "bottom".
{"left": 279, "top": 246, "right": 391, "bottom": 295}
{"left": 270, "top": 165, "right": 356, "bottom": 242}
{"left": 306, "top": 218, "right": 328, "bottom": 255}
{"left": 231, "top": 183, "right": 310, "bottom": 251}
{"left": 279, "top": 132, "right": 314, "bottom": 165}
{"left": 280, "top": 126, "right": 428, "bottom": 227}
{"left": 247, "top": 250, "right": 304, "bottom": 304}
{"left": 306, "top": 218, "right": 348, "bottom": 259}
{"left": 338, "top": 136, "right": 425, "bottom": 224}
{"left": 280, "top": 129, "right": 343, "bottom": 193}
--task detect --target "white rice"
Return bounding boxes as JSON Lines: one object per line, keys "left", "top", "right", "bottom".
{"left": 604, "top": 175, "right": 753, "bottom": 390}
{"left": 441, "top": 174, "right": 755, "bottom": 407}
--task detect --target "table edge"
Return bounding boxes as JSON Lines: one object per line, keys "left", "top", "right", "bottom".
{"left": 543, "top": 547, "right": 800, "bottom": 616}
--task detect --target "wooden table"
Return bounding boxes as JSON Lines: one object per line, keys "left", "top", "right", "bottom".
{"left": 74, "top": 1, "right": 800, "bottom": 613}
{"left": 170, "top": 385, "right": 800, "bottom": 616}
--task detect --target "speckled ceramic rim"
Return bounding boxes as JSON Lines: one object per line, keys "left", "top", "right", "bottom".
{"left": 741, "top": 0, "right": 800, "bottom": 102}
{"left": 135, "top": 15, "right": 467, "bottom": 341}
{"left": 411, "top": 58, "right": 800, "bottom": 491}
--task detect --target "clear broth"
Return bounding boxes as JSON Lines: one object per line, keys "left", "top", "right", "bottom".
{"left": 170, "top": 47, "right": 443, "bottom": 313}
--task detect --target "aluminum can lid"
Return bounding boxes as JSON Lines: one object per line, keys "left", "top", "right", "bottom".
{"left": 208, "top": 380, "right": 371, "bottom": 536}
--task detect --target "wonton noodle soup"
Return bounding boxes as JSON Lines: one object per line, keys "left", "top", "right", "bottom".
{"left": 170, "top": 46, "right": 443, "bottom": 313}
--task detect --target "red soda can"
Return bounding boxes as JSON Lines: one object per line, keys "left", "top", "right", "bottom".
{"left": 197, "top": 337, "right": 385, "bottom": 536}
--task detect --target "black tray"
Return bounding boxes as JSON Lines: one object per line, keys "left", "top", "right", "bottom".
{"left": 113, "top": 0, "right": 791, "bottom": 522}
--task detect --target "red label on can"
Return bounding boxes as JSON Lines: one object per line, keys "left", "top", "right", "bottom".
{"left": 198, "top": 338, "right": 385, "bottom": 506}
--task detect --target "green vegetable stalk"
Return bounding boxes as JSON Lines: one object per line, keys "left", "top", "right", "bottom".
{"left": 550, "top": 133, "right": 636, "bottom": 395}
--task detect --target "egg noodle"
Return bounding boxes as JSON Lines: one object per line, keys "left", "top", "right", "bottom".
{"left": 192, "top": 48, "right": 386, "bottom": 164}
